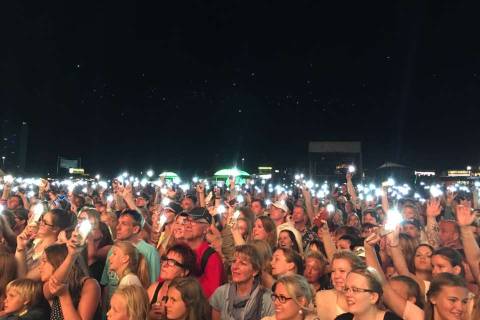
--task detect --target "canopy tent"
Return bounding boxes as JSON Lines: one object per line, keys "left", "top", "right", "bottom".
{"left": 377, "top": 162, "right": 408, "bottom": 169}
{"left": 213, "top": 168, "right": 250, "bottom": 185}
{"left": 159, "top": 171, "right": 179, "bottom": 178}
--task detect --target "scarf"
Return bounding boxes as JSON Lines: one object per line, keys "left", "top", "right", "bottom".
{"left": 226, "top": 277, "right": 264, "bottom": 320}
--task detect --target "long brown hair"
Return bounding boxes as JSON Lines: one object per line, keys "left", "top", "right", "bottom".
{"left": 256, "top": 216, "right": 277, "bottom": 249}
{"left": 424, "top": 273, "right": 467, "bottom": 320}
{"left": 0, "top": 252, "right": 17, "bottom": 300}
{"left": 168, "top": 277, "right": 210, "bottom": 320}
{"left": 44, "top": 243, "right": 87, "bottom": 307}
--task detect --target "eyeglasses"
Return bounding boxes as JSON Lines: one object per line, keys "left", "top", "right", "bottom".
{"left": 271, "top": 294, "right": 293, "bottom": 304}
{"left": 39, "top": 218, "right": 55, "bottom": 228}
{"left": 161, "top": 256, "right": 185, "bottom": 269}
{"left": 342, "top": 286, "right": 376, "bottom": 294}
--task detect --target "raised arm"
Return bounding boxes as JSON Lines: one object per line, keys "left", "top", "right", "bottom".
{"left": 425, "top": 198, "right": 442, "bottom": 249}
{"left": 386, "top": 229, "right": 426, "bottom": 294}
{"left": 301, "top": 187, "right": 315, "bottom": 225}
{"left": 365, "top": 234, "right": 423, "bottom": 319}
{"left": 456, "top": 205, "right": 480, "bottom": 282}
{"left": 346, "top": 173, "right": 357, "bottom": 203}
{"left": 320, "top": 221, "right": 336, "bottom": 263}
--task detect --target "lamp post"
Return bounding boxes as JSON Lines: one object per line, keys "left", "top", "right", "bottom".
{"left": 1, "top": 156, "right": 5, "bottom": 168}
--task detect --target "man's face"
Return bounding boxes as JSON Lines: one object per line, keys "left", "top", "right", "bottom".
{"left": 292, "top": 207, "right": 305, "bottom": 224}
{"left": 116, "top": 215, "right": 140, "bottom": 241}
{"left": 135, "top": 197, "right": 147, "bottom": 208}
{"left": 250, "top": 201, "right": 264, "bottom": 216}
{"left": 362, "top": 213, "right": 377, "bottom": 225}
{"left": 439, "top": 221, "right": 458, "bottom": 245}
{"left": 269, "top": 206, "right": 286, "bottom": 222}
{"left": 182, "top": 217, "right": 207, "bottom": 241}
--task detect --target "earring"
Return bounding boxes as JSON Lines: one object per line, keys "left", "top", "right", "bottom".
{"left": 298, "top": 310, "right": 303, "bottom": 315}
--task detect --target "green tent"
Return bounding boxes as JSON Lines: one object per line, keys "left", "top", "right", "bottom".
{"left": 213, "top": 168, "right": 250, "bottom": 185}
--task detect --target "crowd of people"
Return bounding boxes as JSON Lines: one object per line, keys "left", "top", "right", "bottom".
{"left": 0, "top": 171, "right": 479, "bottom": 320}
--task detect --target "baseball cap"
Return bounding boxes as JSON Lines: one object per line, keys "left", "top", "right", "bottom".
{"left": 165, "top": 202, "right": 183, "bottom": 215}
{"left": 180, "top": 207, "right": 212, "bottom": 224}
{"left": 271, "top": 201, "right": 289, "bottom": 213}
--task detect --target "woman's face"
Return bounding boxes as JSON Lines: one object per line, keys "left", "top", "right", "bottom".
{"left": 160, "top": 251, "right": 186, "bottom": 281}
{"left": 37, "top": 212, "right": 56, "bottom": 238}
{"left": 231, "top": 252, "right": 257, "bottom": 284}
{"left": 236, "top": 220, "right": 248, "bottom": 238}
{"left": 430, "top": 286, "right": 468, "bottom": 320}
{"left": 414, "top": 246, "right": 433, "bottom": 272}
{"left": 39, "top": 253, "right": 55, "bottom": 282}
{"left": 432, "top": 255, "right": 458, "bottom": 277}
{"left": 347, "top": 215, "right": 359, "bottom": 227}
{"left": 278, "top": 231, "right": 294, "bottom": 250}
{"left": 3, "top": 288, "right": 27, "bottom": 315}
{"left": 253, "top": 219, "right": 268, "bottom": 241}
{"left": 109, "top": 246, "right": 128, "bottom": 273}
{"left": 165, "top": 287, "right": 187, "bottom": 320}
{"left": 344, "top": 273, "right": 378, "bottom": 315}
{"left": 271, "top": 249, "right": 293, "bottom": 277}
{"left": 272, "top": 282, "right": 304, "bottom": 320}
{"left": 331, "top": 258, "right": 352, "bottom": 291}
{"left": 107, "top": 294, "right": 129, "bottom": 320}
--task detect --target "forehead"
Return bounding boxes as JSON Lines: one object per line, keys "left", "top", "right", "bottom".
{"left": 438, "top": 286, "right": 468, "bottom": 299}
{"left": 346, "top": 272, "right": 369, "bottom": 286}
{"left": 439, "top": 221, "right": 456, "bottom": 231}
{"left": 167, "top": 251, "right": 184, "bottom": 261}
{"left": 273, "top": 249, "right": 286, "bottom": 258}
{"left": 332, "top": 258, "right": 351, "bottom": 269}
{"left": 416, "top": 246, "right": 433, "bottom": 254}
{"left": 119, "top": 215, "right": 134, "bottom": 223}
{"left": 234, "top": 252, "right": 251, "bottom": 262}
{"left": 432, "top": 255, "right": 451, "bottom": 265}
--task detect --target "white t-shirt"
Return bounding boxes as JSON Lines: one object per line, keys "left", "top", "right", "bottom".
{"left": 118, "top": 273, "right": 142, "bottom": 288}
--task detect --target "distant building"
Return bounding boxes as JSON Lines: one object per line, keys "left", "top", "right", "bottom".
{"left": 308, "top": 141, "right": 362, "bottom": 180}
{"left": 0, "top": 120, "right": 28, "bottom": 173}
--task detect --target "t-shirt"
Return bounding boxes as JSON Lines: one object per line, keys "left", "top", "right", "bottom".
{"left": 194, "top": 241, "right": 225, "bottom": 298}
{"left": 335, "top": 311, "right": 402, "bottom": 320}
{"left": 210, "top": 283, "right": 274, "bottom": 320}
{"left": 101, "top": 239, "right": 160, "bottom": 306}
{"left": 119, "top": 273, "right": 143, "bottom": 288}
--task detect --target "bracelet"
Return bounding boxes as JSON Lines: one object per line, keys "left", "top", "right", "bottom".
{"left": 388, "top": 243, "right": 399, "bottom": 248}
{"left": 16, "top": 248, "right": 26, "bottom": 253}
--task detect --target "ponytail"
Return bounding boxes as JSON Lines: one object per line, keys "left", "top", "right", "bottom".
{"left": 137, "top": 253, "right": 150, "bottom": 288}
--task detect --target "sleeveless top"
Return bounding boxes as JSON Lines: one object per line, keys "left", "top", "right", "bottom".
{"left": 50, "top": 278, "right": 102, "bottom": 320}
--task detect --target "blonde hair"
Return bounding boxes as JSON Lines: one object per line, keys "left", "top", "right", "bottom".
{"left": 6, "top": 279, "right": 44, "bottom": 309}
{"left": 273, "top": 275, "right": 314, "bottom": 313}
{"left": 113, "top": 241, "right": 150, "bottom": 288}
{"left": 113, "top": 285, "right": 149, "bottom": 320}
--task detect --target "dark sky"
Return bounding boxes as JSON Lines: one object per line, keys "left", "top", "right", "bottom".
{"left": 2, "top": 1, "right": 480, "bottom": 176}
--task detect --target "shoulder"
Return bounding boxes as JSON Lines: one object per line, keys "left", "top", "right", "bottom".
{"left": 384, "top": 311, "right": 403, "bottom": 320}
{"left": 261, "top": 316, "right": 276, "bottom": 320}
{"left": 334, "top": 313, "right": 353, "bottom": 320}
{"left": 211, "top": 283, "right": 229, "bottom": 299}
{"left": 315, "top": 289, "right": 336, "bottom": 300}
{"left": 81, "top": 277, "right": 101, "bottom": 292}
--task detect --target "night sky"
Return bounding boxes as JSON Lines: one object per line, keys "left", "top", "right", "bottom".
{"left": 2, "top": 1, "right": 480, "bottom": 176}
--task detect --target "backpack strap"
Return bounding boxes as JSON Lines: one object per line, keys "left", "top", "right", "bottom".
{"left": 200, "top": 246, "right": 216, "bottom": 275}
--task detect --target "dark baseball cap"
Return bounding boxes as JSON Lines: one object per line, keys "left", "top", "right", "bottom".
{"left": 165, "top": 202, "right": 183, "bottom": 215}
{"left": 180, "top": 207, "right": 212, "bottom": 224}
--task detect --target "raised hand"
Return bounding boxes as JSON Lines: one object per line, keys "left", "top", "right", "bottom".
{"left": 456, "top": 205, "right": 475, "bottom": 227}
{"left": 426, "top": 198, "right": 442, "bottom": 218}
{"left": 365, "top": 233, "right": 381, "bottom": 247}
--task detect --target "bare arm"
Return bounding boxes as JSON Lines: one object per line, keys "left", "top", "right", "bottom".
{"left": 57, "top": 279, "right": 101, "bottom": 320}
{"left": 381, "top": 186, "right": 389, "bottom": 213}
{"left": 320, "top": 222, "right": 336, "bottom": 263}
{"left": 425, "top": 198, "right": 442, "bottom": 249}
{"left": 346, "top": 173, "right": 357, "bottom": 203}
{"left": 301, "top": 188, "right": 315, "bottom": 225}
{"left": 457, "top": 205, "right": 480, "bottom": 282}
